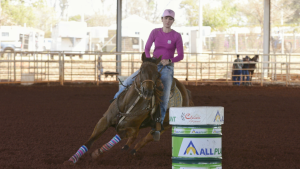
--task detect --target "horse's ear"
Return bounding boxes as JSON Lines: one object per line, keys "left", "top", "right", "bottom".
{"left": 141, "top": 52, "right": 146, "bottom": 62}
{"left": 156, "top": 55, "right": 162, "bottom": 64}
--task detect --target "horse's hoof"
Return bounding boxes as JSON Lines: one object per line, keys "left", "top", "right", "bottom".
{"left": 122, "top": 145, "right": 129, "bottom": 150}
{"left": 91, "top": 149, "right": 101, "bottom": 160}
{"left": 63, "top": 160, "right": 74, "bottom": 166}
{"left": 130, "top": 149, "right": 136, "bottom": 155}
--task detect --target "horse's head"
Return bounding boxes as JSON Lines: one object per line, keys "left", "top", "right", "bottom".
{"left": 253, "top": 55, "right": 259, "bottom": 62}
{"left": 136, "top": 52, "right": 162, "bottom": 100}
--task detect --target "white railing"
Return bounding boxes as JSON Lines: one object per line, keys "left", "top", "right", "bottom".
{"left": 0, "top": 51, "right": 299, "bottom": 86}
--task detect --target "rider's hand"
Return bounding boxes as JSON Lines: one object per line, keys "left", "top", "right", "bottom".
{"left": 161, "top": 59, "right": 171, "bottom": 66}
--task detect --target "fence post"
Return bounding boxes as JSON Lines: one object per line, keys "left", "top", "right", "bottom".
{"left": 48, "top": 52, "right": 50, "bottom": 85}
{"left": 261, "top": 61, "right": 263, "bottom": 86}
{"left": 131, "top": 54, "right": 134, "bottom": 74}
{"left": 201, "top": 62, "right": 202, "bottom": 82}
{"left": 286, "top": 64, "right": 288, "bottom": 87}
{"left": 226, "top": 54, "right": 228, "bottom": 82}
{"left": 34, "top": 52, "right": 36, "bottom": 82}
{"left": 288, "top": 53, "right": 290, "bottom": 86}
{"left": 196, "top": 53, "right": 198, "bottom": 86}
{"left": 63, "top": 52, "right": 64, "bottom": 85}
{"left": 95, "top": 53, "right": 97, "bottom": 83}
{"left": 14, "top": 52, "right": 16, "bottom": 82}
{"left": 59, "top": 52, "right": 64, "bottom": 86}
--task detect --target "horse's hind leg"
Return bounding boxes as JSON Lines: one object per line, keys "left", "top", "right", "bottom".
{"left": 122, "top": 130, "right": 140, "bottom": 150}
{"left": 131, "top": 124, "right": 171, "bottom": 155}
{"left": 64, "top": 116, "right": 109, "bottom": 165}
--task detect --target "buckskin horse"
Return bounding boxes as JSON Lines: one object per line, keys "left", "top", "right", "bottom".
{"left": 64, "top": 53, "right": 193, "bottom": 165}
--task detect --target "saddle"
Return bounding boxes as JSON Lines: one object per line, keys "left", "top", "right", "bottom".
{"left": 116, "top": 79, "right": 183, "bottom": 131}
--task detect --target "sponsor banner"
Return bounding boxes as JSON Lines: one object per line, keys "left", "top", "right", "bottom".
{"left": 169, "top": 107, "right": 224, "bottom": 125}
{"left": 172, "top": 126, "right": 222, "bottom": 135}
{"left": 172, "top": 137, "right": 222, "bottom": 158}
{"left": 172, "top": 163, "right": 222, "bottom": 169}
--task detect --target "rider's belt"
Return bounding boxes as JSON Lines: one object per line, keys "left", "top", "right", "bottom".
{"left": 158, "top": 62, "right": 174, "bottom": 67}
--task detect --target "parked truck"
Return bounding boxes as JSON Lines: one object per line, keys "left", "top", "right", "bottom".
{"left": 0, "top": 26, "right": 45, "bottom": 57}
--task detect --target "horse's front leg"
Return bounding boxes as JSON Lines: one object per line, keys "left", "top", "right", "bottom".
{"left": 63, "top": 115, "right": 109, "bottom": 165}
{"left": 122, "top": 130, "right": 140, "bottom": 150}
{"left": 131, "top": 124, "right": 171, "bottom": 155}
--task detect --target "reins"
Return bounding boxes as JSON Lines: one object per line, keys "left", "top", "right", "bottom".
{"left": 115, "top": 62, "right": 164, "bottom": 129}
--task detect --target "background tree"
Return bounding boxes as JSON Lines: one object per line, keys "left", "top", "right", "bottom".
{"left": 179, "top": 0, "right": 238, "bottom": 31}
{"left": 237, "top": 0, "right": 295, "bottom": 30}
{"left": 1, "top": 0, "right": 58, "bottom": 37}
{"left": 123, "top": 0, "right": 161, "bottom": 24}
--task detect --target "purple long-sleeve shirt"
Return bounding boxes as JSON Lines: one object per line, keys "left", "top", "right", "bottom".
{"left": 145, "top": 28, "right": 184, "bottom": 63}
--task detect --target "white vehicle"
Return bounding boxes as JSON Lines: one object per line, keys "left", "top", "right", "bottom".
{"left": 51, "top": 21, "right": 87, "bottom": 58}
{"left": 0, "top": 26, "right": 45, "bottom": 53}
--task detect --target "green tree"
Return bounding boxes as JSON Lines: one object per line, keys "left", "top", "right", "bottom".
{"left": 237, "top": 0, "right": 295, "bottom": 28}
{"left": 179, "top": 0, "right": 238, "bottom": 31}
{"left": 69, "top": 15, "right": 81, "bottom": 22}
{"left": 1, "top": 0, "right": 58, "bottom": 34}
{"left": 1, "top": 0, "right": 37, "bottom": 26}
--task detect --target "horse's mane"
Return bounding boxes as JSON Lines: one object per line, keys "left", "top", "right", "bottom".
{"left": 143, "top": 57, "right": 159, "bottom": 64}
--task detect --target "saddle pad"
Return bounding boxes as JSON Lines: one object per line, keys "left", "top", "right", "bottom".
{"left": 168, "top": 86, "right": 182, "bottom": 108}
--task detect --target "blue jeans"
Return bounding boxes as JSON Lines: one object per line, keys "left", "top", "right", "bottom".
{"left": 242, "top": 70, "right": 249, "bottom": 82}
{"left": 114, "top": 64, "right": 174, "bottom": 124}
{"left": 233, "top": 70, "right": 242, "bottom": 85}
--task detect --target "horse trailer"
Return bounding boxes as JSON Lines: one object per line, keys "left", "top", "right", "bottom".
{"left": 51, "top": 21, "right": 87, "bottom": 58}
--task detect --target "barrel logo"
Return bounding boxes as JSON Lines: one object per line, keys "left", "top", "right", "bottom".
{"left": 214, "top": 111, "right": 224, "bottom": 122}
{"left": 184, "top": 141, "right": 199, "bottom": 155}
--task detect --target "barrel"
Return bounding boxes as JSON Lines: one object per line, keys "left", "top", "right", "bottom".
{"left": 169, "top": 107, "right": 224, "bottom": 169}
{"left": 172, "top": 158, "right": 222, "bottom": 169}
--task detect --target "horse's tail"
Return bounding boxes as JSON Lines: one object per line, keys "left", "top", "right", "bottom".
{"left": 186, "top": 89, "right": 194, "bottom": 106}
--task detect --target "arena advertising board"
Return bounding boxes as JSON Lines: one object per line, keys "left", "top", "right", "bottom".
{"left": 172, "top": 137, "right": 222, "bottom": 158}
{"left": 169, "top": 107, "right": 224, "bottom": 125}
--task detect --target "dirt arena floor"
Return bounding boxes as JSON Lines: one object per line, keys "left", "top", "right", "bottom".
{"left": 0, "top": 83, "right": 300, "bottom": 169}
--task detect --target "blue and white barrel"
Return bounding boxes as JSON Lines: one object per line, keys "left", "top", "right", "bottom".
{"left": 169, "top": 107, "right": 224, "bottom": 169}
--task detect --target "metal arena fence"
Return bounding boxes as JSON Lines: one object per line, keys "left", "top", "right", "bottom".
{"left": 0, "top": 51, "right": 299, "bottom": 86}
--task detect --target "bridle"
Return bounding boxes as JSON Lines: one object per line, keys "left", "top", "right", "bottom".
{"left": 134, "top": 62, "right": 163, "bottom": 97}
{"left": 115, "top": 61, "right": 163, "bottom": 128}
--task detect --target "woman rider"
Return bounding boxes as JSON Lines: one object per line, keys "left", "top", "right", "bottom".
{"left": 113, "top": 9, "right": 184, "bottom": 136}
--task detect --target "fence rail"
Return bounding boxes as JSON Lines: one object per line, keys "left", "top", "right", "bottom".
{"left": 0, "top": 51, "right": 299, "bottom": 86}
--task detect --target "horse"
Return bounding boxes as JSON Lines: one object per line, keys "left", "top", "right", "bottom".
{"left": 64, "top": 52, "right": 193, "bottom": 165}
{"left": 248, "top": 55, "right": 259, "bottom": 85}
